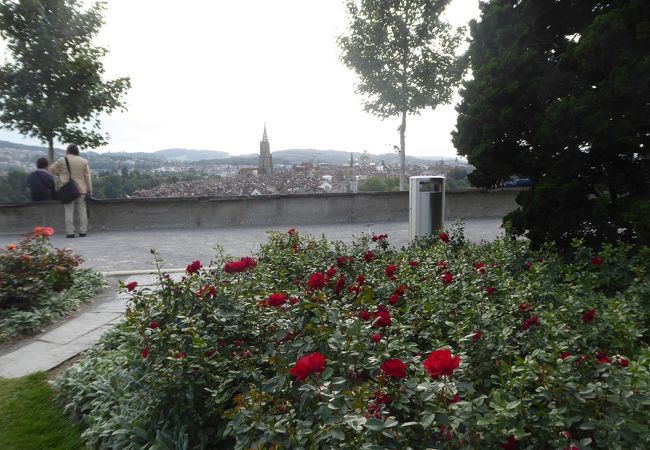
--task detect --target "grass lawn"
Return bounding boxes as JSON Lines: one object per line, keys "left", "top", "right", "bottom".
{"left": 0, "top": 372, "right": 82, "bottom": 450}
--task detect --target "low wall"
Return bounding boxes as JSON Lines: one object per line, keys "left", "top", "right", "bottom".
{"left": 0, "top": 189, "right": 523, "bottom": 235}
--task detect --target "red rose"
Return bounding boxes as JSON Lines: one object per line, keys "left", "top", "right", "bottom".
{"left": 289, "top": 296, "right": 299, "bottom": 305}
{"left": 408, "top": 260, "right": 418, "bottom": 267}
{"left": 241, "top": 257, "right": 256, "bottom": 269}
{"left": 289, "top": 352, "right": 326, "bottom": 380}
{"left": 336, "top": 256, "right": 351, "bottom": 267}
{"left": 519, "top": 303, "right": 532, "bottom": 312}
{"left": 204, "top": 348, "right": 216, "bottom": 357}
{"left": 472, "top": 330, "right": 482, "bottom": 341}
{"left": 561, "top": 431, "right": 574, "bottom": 440}
{"left": 374, "top": 391, "right": 393, "bottom": 404}
{"left": 388, "top": 294, "right": 400, "bottom": 305}
{"left": 335, "top": 276, "right": 345, "bottom": 295}
{"left": 307, "top": 272, "right": 327, "bottom": 290}
{"left": 371, "top": 333, "right": 382, "bottom": 343}
{"left": 126, "top": 281, "right": 138, "bottom": 292}
{"left": 175, "top": 352, "right": 188, "bottom": 359}
{"left": 141, "top": 347, "right": 150, "bottom": 359}
{"left": 423, "top": 349, "right": 460, "bottom": 379}
{"left": 267, "top": 292, "right": 288, "bottom": 307}
{"left": 373, "top": 310, "right": 392, "bottom": 327}
{"left": 596, "top": 351, "right": 610, "bottom": 364}
{"left": 380, "top": 358, "right": 407, "bottom": 378}
{"left": 619, "top": 358, "right": 629, "bottom": 367}
{"left": 592, "top": 256, "right": 603, "bottom": 265}
{"left": 197, "top": 284, "right": 217, "bottom": 299}
{"left": 33, "top": 226, "right": 55, "bottom": 237}
{"left": 561, "top": 352, "right": 572, "bottom": 360}
{"left": 473, "top": 262, "right": 486, "bottom": 274}
{"left": 148, "top": 320, "right": 159, "bottom": 329}
{"left": 371, "top": 233, "right": 388, "bottom": 242}
{"left": 436, "top": 261, "right": 448, "bottom": 268}
{"left": 326, "top": 266, "right": 337, "bottom": 278}
{"left": 486, "top": 287, "right": 497, "bottom": 295}
{"left": 385, "top": 264, "right": 397, "bottom": 279}
{"left": 522, "top": 315, "right": 541, "bottom": 330}
{"left": 224, "top": 260, "right": 247, "bottom": 273}
{"left": 524, "top": 261, "right": 532, "bottom": 270}
{"left": 186, "top": 260, "right": 202, "bottom": 274}
{"left": 441, "top": 272, "right": 453, "bottom": 284}
{"left": 363, "top": 250, "right": 375, "bottom": 262}
{"left": 358, "top": 308, "right": 371, "bottom": 321}
{"left": 501, "top": 435, "right": 517, "bottom": 450}
{"left": 582, "top": 308, "right": 596, "bottom": 324}
{"left": 394, "top": 285, "right": 406, "bottom": 296}
{"left": 234, "top": 339, "right": 245, "bottom": 347}
{"left": 439, "top": 232, "right": 450, "bottom": 243}
{"left": 356, "top": 275, "right": 366, "bottom": 285}
{"left": 287, "top": 228, "right": 296, "bottom": 235}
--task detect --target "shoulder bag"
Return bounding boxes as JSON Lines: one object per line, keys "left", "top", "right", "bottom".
{"left": 57, "top": 157, "right": 81, "bottom": 204}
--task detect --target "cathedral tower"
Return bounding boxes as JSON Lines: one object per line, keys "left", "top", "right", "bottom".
{"left": 258, "top": 124, "right": 273, "bottom": 175}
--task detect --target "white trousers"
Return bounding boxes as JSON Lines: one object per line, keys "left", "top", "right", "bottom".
{"left": 64, "top": 195, "right": 87, "bottom": 235}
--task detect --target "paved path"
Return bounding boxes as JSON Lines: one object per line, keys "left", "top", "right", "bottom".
{"left": 0, "top": 219, "right": 504, "bottom": 378}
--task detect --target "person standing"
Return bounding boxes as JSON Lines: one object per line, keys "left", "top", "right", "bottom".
{"left": 26, "top": 157, "right": 56, "bottom": 201}
{"left": 50, "top": 144, "right": 93, "bottom": 238}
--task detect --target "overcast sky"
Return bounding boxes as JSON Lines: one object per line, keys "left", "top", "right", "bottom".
{"left": 0, "top": 0, "right": 480, "bottom": 157}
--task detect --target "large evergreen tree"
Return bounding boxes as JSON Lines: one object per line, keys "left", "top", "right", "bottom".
{"left": 0, "top": 0, "right": 130, "bottom": 162}
{"left": 339, "top": 0, "right": 465, "bottom": 190}
{"left": 454, "top": 0, "right": 650, "bottom": 248}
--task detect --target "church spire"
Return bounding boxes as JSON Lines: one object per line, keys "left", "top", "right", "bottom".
{"left": 262, "top": 123, "right": 268, "bottom": 141}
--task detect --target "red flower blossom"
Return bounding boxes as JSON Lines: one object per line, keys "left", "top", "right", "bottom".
{"left": 371, "top": 333, "right": 382, "bottom": 343}
{"left": 524, "top": 261, "right": 532, "bottom": 270}
{"left": 592, "top": 256, "right": 603, "bottom": 265}
{"left": 522, "top": 315, "right": 541, "bottom": 330}
{"left": 582, "top": 308, "right": 596, "bottom": 324}
{"left": 335, "top": 276, "right": 345, "bottom": 295}
{"left": 197, "top": 284, "right": 217, "bottom": 299}
{"left": 224, "top": 260, "right": 246, "bottom": 273}
{"left": 561, "top": 431, "right": 574, "bottom": 440}
{"left": 441, "top": 272, "right": 453, "bottom": 284}
{"left": 519, "top": 303, "right": 532, "bottom": 312}
{"left": 148, "top": 320, "right": 159, "bottom": 329}
{"left": 175, "top": 352, "right": 188, "bottom": 359}
{"left": 204, "top": 348, "right": 216, "bottom": 357}
{"left": 234, "top": 339, "right": 245, "bottom": 347}
{"left": 358, "top": 308, "right": 371, "bottom": 321}
{"left": 385, "top": 264, "right": 397, "bottom": 279}
{"left": 472, "top": 330, "right": 482, "bottom": 341}
{"left": 561, "top": 352, "right": 572, "bottom": 360}
{"left": 371, "top": 233, "right": 388, "bottom": 242}
{"left": 374, "top": 391, "right": 393, "bottom": 404}
{"left": 619, "top": 358, "right": 629, "bottom": 367}
{"left": 436, "top": 261, "right": 448, "bottom": 268}
{"left": 141, "top": 347, "right": 150, "bottom": 359}
{"left": 326, "top": 266, "right": 337, "bottom": 278}
{"left": 356, "top": 275, "right": 366, "bottom": 285}
{"left": 423, "top": 349, "right": 460, "bottom": 379}
{"left": 289, "top": 296, "right": 299, "bottom": 305}
{"left": 473, "top": 262, "right": 486, "bottom": 274}
{"left": 241, "top": 257, "right": 256, "bottom": 269}
{"left": 287, "top": 228, "right": 296, "bottom": 235}
{"left": 373, "top": 310, "right": 392, "bottom": 327}
{"left": 289, "top": 352, "right": 326, "bottom": 380}
{"left": 363, "top": 250, "right": 375, "bottom": 262}
{"left": 596, "top": 351, "right": 610, "bottom": 364}
{"left": 33, "top": 226, "right": 55, "bottom": 237}
{"left": 394, "top": 285, "right": 407, "bottom": 296}
{"left": 388, "top": 294, "right": 400, "bottom": 305}
{"left": 267, "top": 292, "right": 288, "bottom": 307}
{"left": 501, "top": 435, "right": 517, "bottom": 450}
{"left": 186, "top": 260, "right": 202, "bottom": 274}
{"left": 126, "top": 281, "right": 138, "bottom": 292}
{"left": 439, "top": 232, "right": 450, "bottom": 243}
{"left": 336, "top": 256, "right": 351, "bottom": 267}
{"left": 307, "top": 272, "right": 327, "bottom": 290}
{"left": 408, "top": 260, "right": 418, "bottom": 267}
{"left": 380, "top": 358, "right": 407, "bottom": 378}
{"left": 486, "top": 287, "right": 497, "bottom": 295}
{"left": 377, "top": 304, "right": 388, "bottom": 312}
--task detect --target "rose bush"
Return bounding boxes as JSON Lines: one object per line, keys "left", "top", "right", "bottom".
{"left": 57, "top": 227, "right": 650, "bottom": 449}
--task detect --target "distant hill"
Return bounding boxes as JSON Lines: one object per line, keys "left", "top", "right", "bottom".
{"left": 154, "top": 148, "right": 229, "bottom": 161}
{"left": 272, "top": 149, "right": 462, "bottom": 166}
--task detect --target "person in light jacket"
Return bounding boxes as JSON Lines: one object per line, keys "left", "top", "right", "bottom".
{"left": 50, "top": 144, "right": 93, "bottom": 238}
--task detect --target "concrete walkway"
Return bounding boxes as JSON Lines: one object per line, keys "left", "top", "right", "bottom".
{"left": 0, "top": 219, "right": 504, "bottom": 378}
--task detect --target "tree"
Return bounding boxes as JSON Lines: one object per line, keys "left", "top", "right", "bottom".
{"left": 0, "top": 0, "right": 130, "bottom": 162}
{"left": 338, "top": 0, "right": 465, "bottom": 191}
{"left": 453, "top": 0, "right": 650, "bottom": 249}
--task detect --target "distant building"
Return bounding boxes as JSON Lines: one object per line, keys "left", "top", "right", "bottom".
{"left": 258, "top": 125, "right": 273, "bottom": 175}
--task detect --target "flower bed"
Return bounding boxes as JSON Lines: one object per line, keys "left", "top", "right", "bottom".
{"left": 0, "top": 228, "right": 106, "bottom": 342}
{"left": 57, "top": 228, "right": 650, "bottom": 449}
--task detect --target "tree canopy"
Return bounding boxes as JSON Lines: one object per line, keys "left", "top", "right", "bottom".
{"left": 453, "top": 0, "right": 650, "bottom": 249}
{"left": 339, "top": 0, "right": 465, "bottom": 190}
{"left": 0, "top": 0, "right": 130, "bottom": 162}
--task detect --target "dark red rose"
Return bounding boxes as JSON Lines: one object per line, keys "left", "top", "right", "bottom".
{"left": 307, "top": 272, "right": 327, "bottom": 290}
{"left": 519, "top": 303, "right": 532, "bottom": 312}
{"left": 373, "top": 310, "right": 392, "bottom": 327}
{"left": 126, "top": 281, "right": 138, "bottom": 292}
{"left": 141, "top": 347, "right": 150, "bottom": 359}
{"left": 394, "top": 285, "right": 406, "bottom": 296}
{"left": 561, "top": 431, "right": 574, "bottom": 440}
{"left": 592, "top": 256, "right": 603, "bottom": 265}
{"left": 408, "top": 260, "right": 418, "bottom": 267}
{"left": 582, "top": 308, "right": 596, "bottom": 324}
{"left": 439, "top": 232, "right": 450, "bottom": 243}
{"left": 326, "top": 266, "right": 337, "bottom": 278}
{"left": 451, "top": 393, "right": 460, "bottom": 404}
{"left": 224, "top": 260, "right": 247, "bottom": 273}
{"left": 473, "top": 262, "right": 486, "bottom": 274}
{"left": 388, "top": 294, "right": 400, "bottom": 305}
{"left": 561, "top": 352, "right": 572, "bottom": 360}
{"left": 240, "top": 257, "right": 257, "bottom": 269}
{"left": 358, "top": 308, "right": 371, "bottom": 321}
{"left": 501, "top": 434, "right": 517, "bottom": 450}
{"left": 436, "top": 261, "right": 448, "bottom": 268}
{"left": 374, "top": 391, "right": 393, "bottom": 404}
{"left": 356, "top": 275, "right": 366, "bottom": 285}
{"left": 204, "top": 348, "right": 216, "bottom": 358}
{"left": 524, "top": 261, "right": 532, "bottom": 270}
{"left": 423, "top": 349, "right": 460, "bottom": 379}
{"left": 289, "top": 296, "right": 299, "bottom": 305}
{"left": 148, "top": 320, "right": 159, "bottom": 329}
{"left": 234, "top": 339, "right": 245, "bottom": 347}
{"left": 380, "top": 358, "right": 407, "bottom": 378}
{"left": 486, "top": 287, "right": 497, "bottom": 295}
{"left": 197, "top": 284, "right": 217, "bottom": 299}
{"left": 186, "top": 260, "right": 202, "bottom": 274}
{"left": 385, "top": 264, "right": 397, "bottom": 279}
{"left": 336, "top": 256, "right": 351, "bottom": 267}
{"left": 287, "top": 228, "right": 296, "bottom": 235}
{"left": 371, "top": 233, "right": 388, "bottom": 242}
{"left": 619, "top": 357, "right": 629, "bottom": 367}
{"left": 522, "top": 315, "right": 541, "bottom": 330}
{"left": 441, "top": 272, "right": 453, "bottom": 284}
{"left": 175, "top": 352, "right": 188, "bottom": 359}
{"left": 364, "top": 250, "right": 375, "bottom": 262}
{"left": 377, "top": 305, "right": 388, "bottom": 312}
{"left": 267, "top": 292, "right": 288, "bottom": 307}
{"left": 596, "top": 351, "right": 610, "bottom": 364}
{"left": 472, "top": 330, "right": 482, "bottom": 341}
{"left": 289, "top": 352, "right": 326, "bottom": 380}
{"left": 335, "top": 276, "right": 345, "bottom": 295}
{"left": 371, "top": 333, "right": 382, "bottom": 343}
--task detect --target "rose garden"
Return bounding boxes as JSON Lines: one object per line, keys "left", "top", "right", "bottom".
{"left": 3, "top": 223, "right": 647, "bottom": 449}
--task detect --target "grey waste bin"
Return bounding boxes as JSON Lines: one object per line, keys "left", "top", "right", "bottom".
{"left": 409, "top": 176, "right": 445, "bottom": 241}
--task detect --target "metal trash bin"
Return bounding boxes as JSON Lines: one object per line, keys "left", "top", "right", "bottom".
{"left": 409, "top": 176, "right": 445, "bottom": 241}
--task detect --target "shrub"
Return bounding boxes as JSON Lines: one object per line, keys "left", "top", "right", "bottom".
{"left": 57, "top": 228, "right": 650, "bottom": 449}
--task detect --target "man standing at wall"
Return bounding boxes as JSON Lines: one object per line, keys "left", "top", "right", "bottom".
{"left": 50, "top": 144, "right": 93, "bottom": 238}
{"left": 26, "top": 157, "right": 56, "bottom": 201}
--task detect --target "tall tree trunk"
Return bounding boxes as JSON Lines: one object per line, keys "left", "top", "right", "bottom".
{"left": 47, "top": 136, "right": 54, "bottom": 163}
{"left": 399, "top": 110, "right": 407, "bottom": 191}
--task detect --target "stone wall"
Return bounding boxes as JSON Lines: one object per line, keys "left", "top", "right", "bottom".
{"left": 0, "top": 188, "right": 523, "bottom": 235}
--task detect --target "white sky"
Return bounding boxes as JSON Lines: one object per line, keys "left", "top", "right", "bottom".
{"left": 0, "top": 0, "right": 481, "bottom": 157}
